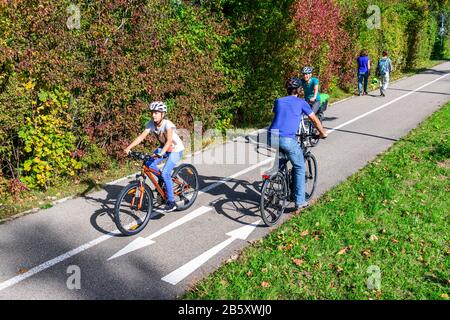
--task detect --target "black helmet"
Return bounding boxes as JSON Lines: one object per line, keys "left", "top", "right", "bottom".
{"left": 301, "top": 66, "right": 313, "bottom": 74}
{"left": 285, "top": 77, "right": 302, "bottom": 89}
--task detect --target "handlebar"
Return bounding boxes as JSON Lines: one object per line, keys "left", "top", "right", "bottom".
{"left": 296, "top": 132, "right": 326, "bottom": 140}
{"left": 128, "top": 151, "right": 153, "bottom": 162}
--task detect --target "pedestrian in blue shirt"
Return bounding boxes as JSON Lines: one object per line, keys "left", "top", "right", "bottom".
{"left": 268, "top": 77, "right": 327, "bottom": 212}
{"left": 357, "top": 49, "right": 371, "bottom": 96}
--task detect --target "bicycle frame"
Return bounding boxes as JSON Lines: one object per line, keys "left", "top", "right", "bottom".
{"left": 115, "top": 152, "right": 199, "bottom": 235}
{"left": 140, "top": 164, "right": 190, "bottom": 202}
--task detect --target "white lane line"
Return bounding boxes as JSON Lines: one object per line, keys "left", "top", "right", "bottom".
{"left": 0, "top": 231, "right": 117, "bottom": 291}
{"left": 327, "top": 73, "right": 450, "bottom": 134}
{"left": 161, "top": 220, "right": 261, "bottom": 285}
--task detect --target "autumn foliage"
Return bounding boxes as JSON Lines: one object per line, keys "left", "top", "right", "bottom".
{"left": 1, "top": 0, "right": 229, "bottom": 190}
{"left": 291, "top": 0, "right": 354, "bottom": 91}
{"left": 0, "top": 0, "right": 449, "bottom": 193}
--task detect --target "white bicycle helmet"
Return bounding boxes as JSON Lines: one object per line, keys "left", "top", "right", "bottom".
{"left": 301, "top": 66, "right": 313, "bottom": 74}
{"left": 149, "top": 101, "right": 167, "bottom": 112}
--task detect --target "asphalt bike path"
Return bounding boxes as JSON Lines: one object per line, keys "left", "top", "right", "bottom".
{"left": 0, "top": 62, "right": 449, "bottom": 299}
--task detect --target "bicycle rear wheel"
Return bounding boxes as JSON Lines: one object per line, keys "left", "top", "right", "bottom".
{"left": 172, "top": 164, "right": 199, "bottom": 211}
{"left": 304, "top": 153, "right": 317, "bottom": 200}
{"left": 114, "top": 182, "right": 153, "bottom": 236}
{"left": 260, "top": 172, "right": 288, "bottom": 226}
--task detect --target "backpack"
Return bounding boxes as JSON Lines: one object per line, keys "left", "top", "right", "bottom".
{"left": 377, "top": 59, "right": 388, "bottom": 76}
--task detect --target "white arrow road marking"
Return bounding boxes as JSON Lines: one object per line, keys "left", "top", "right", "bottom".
{"left": 161, "top": 220, "right": 261, "bottom": 285}
{"left": 108, "top": 206, "right": 212, "bottom": 261}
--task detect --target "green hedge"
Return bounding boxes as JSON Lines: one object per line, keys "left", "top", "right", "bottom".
{"left": 0, "top": 0, "right": 449, "bottom": 194}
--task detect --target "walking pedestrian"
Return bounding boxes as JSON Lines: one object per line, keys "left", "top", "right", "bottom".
{"left": 376, "top": 50, "right": 393, "bottom": 97}
{"left": 357, "top": 49, "right": 371, "bottom": 96}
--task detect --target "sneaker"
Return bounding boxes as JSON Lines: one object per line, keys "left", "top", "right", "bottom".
{"left": 295, "top": 202, "right": 309, "bottom": 213}
{"left": 364, "top": 92, "right": 368, "bottom": 95}
{"left": 164, "top": 201, "right": 177, "bottom": 212}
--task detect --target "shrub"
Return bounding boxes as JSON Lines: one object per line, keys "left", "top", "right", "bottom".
{"left": 291, "top": 0, "right": 354, "bottom": 91}
{"left": 218, "top": 0, "right": 297, "bottom": 127}
{"left": 0, "top": 0, "right": 229, "bottom": 191}
{"left": 1, "top": 0, "right": 448, "bottom": 196}
{"left": 18, "top": 88, "right": 81, "bottom": 189}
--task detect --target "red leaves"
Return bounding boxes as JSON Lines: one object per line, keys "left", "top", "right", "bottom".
{"left": 8, "top": 179, "right": 30, "bottom": 197}
{"left": 291, "top": 0, "right": 354, "bottom": 91}
{"left": 17, "top": 268, "right": 29, "bottom": 275}
{"left": 1, "top": 0, "right": 229, "bottom": 172}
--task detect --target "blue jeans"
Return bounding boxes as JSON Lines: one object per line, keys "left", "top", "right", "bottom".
{"left": 278, "top": 137, "right": 306, "bottom": 206}
{"left": 146, "top": 148, "right": 183, "bottom": 202}
{"left": 380, "top": 73, "right": 389, "bottom": 95}
{"left": 358, "top": 72, "right": 369, "bottom": 94}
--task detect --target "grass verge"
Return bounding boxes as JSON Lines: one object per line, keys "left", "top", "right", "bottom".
{"left": 183, "top": 102, "right": 450, "bottom": 300}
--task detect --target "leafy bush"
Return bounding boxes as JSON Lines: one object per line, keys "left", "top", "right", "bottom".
{"left": 291, "top": 0, "right": 354, "bottom": 91}
{"left": 18, "top": 88, "right": 81, "bottom": 189}
{"left": 0, "top": 0, "right": 229, "bottom": 191}
{"left": 217, "top": 0, "right": 297, "bottom": 127}
{"left": 0, "top": 0, "right": 449, "bottom": 195}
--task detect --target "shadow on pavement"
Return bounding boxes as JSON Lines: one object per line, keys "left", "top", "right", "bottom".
{"left": 417, "top": 68, "right": 450, "bottom": 75}
{"left": 83, "top": 184, "right": 123, "bottom": 236}
{"left": 329, "top": 128, "right": 399, "bottom": 142}
{"left": 196, "top": 173, "right": 264, "bottom": 225}
{"left": 388, "top": 88, "right": 450, "bottom": 96}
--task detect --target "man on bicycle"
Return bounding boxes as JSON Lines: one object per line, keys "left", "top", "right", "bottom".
{"left": 268, "top": 77, "right": 327, "bottom": 212}
{"left": 300, "top": 66, "right": 321, "bottom": 114}
{"left": 124, "top": 101, "right": 185, "bottom": 212}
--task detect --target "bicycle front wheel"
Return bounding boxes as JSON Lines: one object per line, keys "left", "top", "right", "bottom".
{"left": 260, "top": 172, "right": 288, "bottom": 226}
{"left": 114, "top": 182, "right": 153, "bottom": 236}
{"left": 172, "top": 164, "right": 199, "bottom": 211}
{"left": 308, "top": 115, "right": 322, "bottom": 146}
{"left": 304, "top": 153, "right": 318, "bottom": 200}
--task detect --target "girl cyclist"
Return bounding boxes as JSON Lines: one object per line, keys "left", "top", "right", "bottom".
{"left": 124, "top": 101, "right": 185, "bottom": 212}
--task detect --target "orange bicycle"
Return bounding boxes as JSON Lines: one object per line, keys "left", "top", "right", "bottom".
{"left": 114, "top": 151, "right": 199, "bottom": 236}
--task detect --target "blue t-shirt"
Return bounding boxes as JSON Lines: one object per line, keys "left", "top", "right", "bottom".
{"left": 357, "top": 56, "right": 369, "bottom": 73}
{"left": 269, "top": 96, "right": 313, "bottom": 139}
{"left": 301, "top": 78, "right": 321, "bottom": 102}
